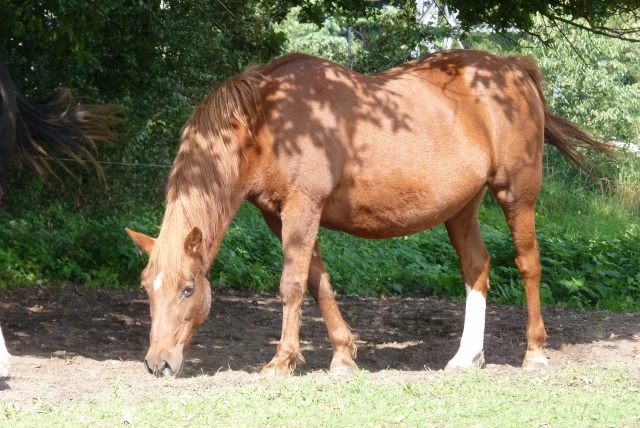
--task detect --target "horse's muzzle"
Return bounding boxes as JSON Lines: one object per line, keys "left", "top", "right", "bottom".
{"left": 144, "top": 354, "right": 182, "bottom": 377}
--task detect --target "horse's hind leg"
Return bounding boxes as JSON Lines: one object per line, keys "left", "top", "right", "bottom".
{"left": 491, "top": 168, "right": 547, "bottom": 370}
{"left": 259, "top": 209, "right": 356, "bottom": 375}
{"left": 444, "top": 188, "right": 491, "bottom": 369}
{"left": 307, "top": 242, "right": 357, "bottom": 375}
{"left": 0, "top": 324, "right": 10, "bottom": 377}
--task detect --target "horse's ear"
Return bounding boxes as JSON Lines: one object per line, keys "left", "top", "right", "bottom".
{"left": 184, "top": 227, "right": 203, "bottom": 259}
{"left": 125, "top": 228, "right": 156, "bottom": 256}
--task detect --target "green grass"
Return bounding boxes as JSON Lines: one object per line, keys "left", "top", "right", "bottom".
{"left": 2, "top": 365, "right": 639, "bottom": 427}
{"left": 1, "top": 167, "right": 638, "bottom": 311}
{"left": 535, "top": 180, "right": 638, "bottom": 238}
{"left": 214, "top": 197, "right": 640, "bottom": 311}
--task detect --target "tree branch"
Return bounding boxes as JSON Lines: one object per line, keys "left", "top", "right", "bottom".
{"left": 543, "top": 12, "right": 640, "bottom": 42}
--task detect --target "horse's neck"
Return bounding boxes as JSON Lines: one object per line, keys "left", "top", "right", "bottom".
{"left": 203, "top": 194, "right": 244, "bottom": 268}
{"left": 169, "top": 121, "right": 246, "bottom": 269}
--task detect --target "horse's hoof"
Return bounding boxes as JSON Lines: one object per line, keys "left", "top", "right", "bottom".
{"left": 473, "top": 350, "right": 486, "bottom": 368}
{"left": 522, "top": 356, "right": 548, "bottom": 371}
{"left": 445, "top": 351, "right": 485, "bottom": 371}
{"left": 0, "top": 357, "right": 10, "bottom": 379}
{"left": 260, "top": 367, "right": 278, "bottom": 377}
{"left": 444, "top": 362, "right": 468, "bottom": 372}
{"left": 330, "top": 365, "right": 357, "bottom": 377}
{"left": 260, "top": 365, "right": 292, "bottom": 377}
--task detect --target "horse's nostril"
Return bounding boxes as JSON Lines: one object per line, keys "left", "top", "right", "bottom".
{"left": 143, "top": 358, "right": 154, "bottom": 375}
{"left": 160, "top": 360, "right": 173, "bottom": 377}
{"left": 144, "top": 356, "right": 176, "bottom": 376}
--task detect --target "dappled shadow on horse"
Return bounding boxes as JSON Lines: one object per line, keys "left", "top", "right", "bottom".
{"left": 0, "top": 63, "right": 120, "bottom": 378}
{"left": 127, "top": 50, "right": 610, "bottom": 377}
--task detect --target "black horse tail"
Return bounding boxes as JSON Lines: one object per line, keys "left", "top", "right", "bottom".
{"left": 14, "top": 88, "right": 122, "bottom": 180}
{"left": 0, "top": 63, "right": 121, "bottom": 184}
{"left": 0, "top": 64, "right": 17, "bottom": 188}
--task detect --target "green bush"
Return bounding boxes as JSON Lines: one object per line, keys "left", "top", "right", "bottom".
{"left": 0, "top": 202, "right": 159, "bottom": 288}
{"left": 2, "top": 195, "right": 637, "bottom": 312}
{"left": 1, "top": 4, "right": 638, "bottom": 312}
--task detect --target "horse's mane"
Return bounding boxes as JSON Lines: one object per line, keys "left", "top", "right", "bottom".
{"left": 150, "top": 65, "right": 264, "bottom": 285}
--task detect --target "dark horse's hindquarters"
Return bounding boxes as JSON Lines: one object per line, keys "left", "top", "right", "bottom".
{"left": 0, "top": 63, "right": 121, "bottom": 377}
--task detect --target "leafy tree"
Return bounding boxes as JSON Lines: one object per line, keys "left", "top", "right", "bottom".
{"left": 277, "top": 1, "right": 640, "bottom": 41}
{"left": 442, "top": 0, "right": 640, "bottom": 41}
{"left": 0, "top": 0, "right": 286, "bottom": 213}
{"left": 274, "top": 7, "right": 353, "bottom": 64}
{"left": 0, "top": 0, "right": 638, "bottom": 292}
{"left": 350, "top": 2, "right": 422, "bottom": 73}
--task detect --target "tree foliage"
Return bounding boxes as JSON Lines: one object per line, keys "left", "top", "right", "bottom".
{"left": 0, "top": 0, "right": 286, "bottom": 213}
{"left": 433, "top": 0, "right": 640, "bottom": 41}
{"left": 0, "top": 0, "right": 638, "bottom": 305}
{"left": 3, "top": 1, "right": 638, "bottom": 215}
{"left": 274, "top": 7, "right": 352, "bottom": 64}
{"left": 278, "top": 1, "right": 640, "bottom": 41}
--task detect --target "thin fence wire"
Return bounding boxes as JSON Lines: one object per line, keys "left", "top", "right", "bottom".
{"left": 38, "top": 157, "right": 173, "bottom": 169}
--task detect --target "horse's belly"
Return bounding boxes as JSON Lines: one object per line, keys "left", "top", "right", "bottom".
{"left": 321, "top": 205, "right": 445, "bottom": 238}
{"left": 320, "top": 177, "right": 482, "bottom": 239}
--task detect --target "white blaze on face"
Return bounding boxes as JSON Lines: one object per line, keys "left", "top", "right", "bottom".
{"left": 0, "top": 324, "right": 11, "bottom": 377}
{"left": 154, "top": 273, "right": 163, "bottom": 292}
{"left": 447, "top": 284, "right": 487, "bottom": 369}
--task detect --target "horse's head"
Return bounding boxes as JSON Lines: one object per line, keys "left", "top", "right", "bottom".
{"left": 125, "top": 227, "right": 212, "bottom": 376}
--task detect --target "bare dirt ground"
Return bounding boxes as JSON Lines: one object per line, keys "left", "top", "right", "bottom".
{"left": 1, "top": 285, "right": 639, "bottom": 406}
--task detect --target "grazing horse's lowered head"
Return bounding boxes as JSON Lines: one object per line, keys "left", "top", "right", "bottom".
{"left": 126, "top": 227, "right": 212, "bottom": 376}
{"left": 126, "top": 68, "right": 259, "bottom": 376}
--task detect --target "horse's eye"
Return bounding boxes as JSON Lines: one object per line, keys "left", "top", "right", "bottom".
{"left": 181, "top": 286, "right": 194, "bottom": 298}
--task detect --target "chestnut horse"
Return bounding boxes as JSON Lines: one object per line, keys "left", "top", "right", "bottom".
{"left": 126, "top": 50, "right": 610, "bottom": 376}
{"left": 0, "top": 63, "right": 120, "bottom": 377}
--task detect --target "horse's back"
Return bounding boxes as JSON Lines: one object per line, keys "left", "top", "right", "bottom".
{"left": 249, "top": 51, "right": 545, "bottom": 238}
{"left": 259, "top": 50, "right": 543, "bottom": 160}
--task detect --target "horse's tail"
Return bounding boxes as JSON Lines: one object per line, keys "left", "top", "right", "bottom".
{"left": 0, "top": 65, "right": 17, "bottom": 188}
{"left": 509, "top": 55, "right": 613, "bottom": 178}
{"left": 13, "top": 87, "right": 121, "bottom": 180}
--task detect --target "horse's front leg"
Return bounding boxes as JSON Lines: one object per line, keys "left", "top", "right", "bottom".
{"left": 0, "top": 324, "right": 11, "bottom": 377}
{"left": 259, "top": 209, "right": 357, "bottom": 375}
{"left": 262, "top": 197, "right": 322, "bottom": 375}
